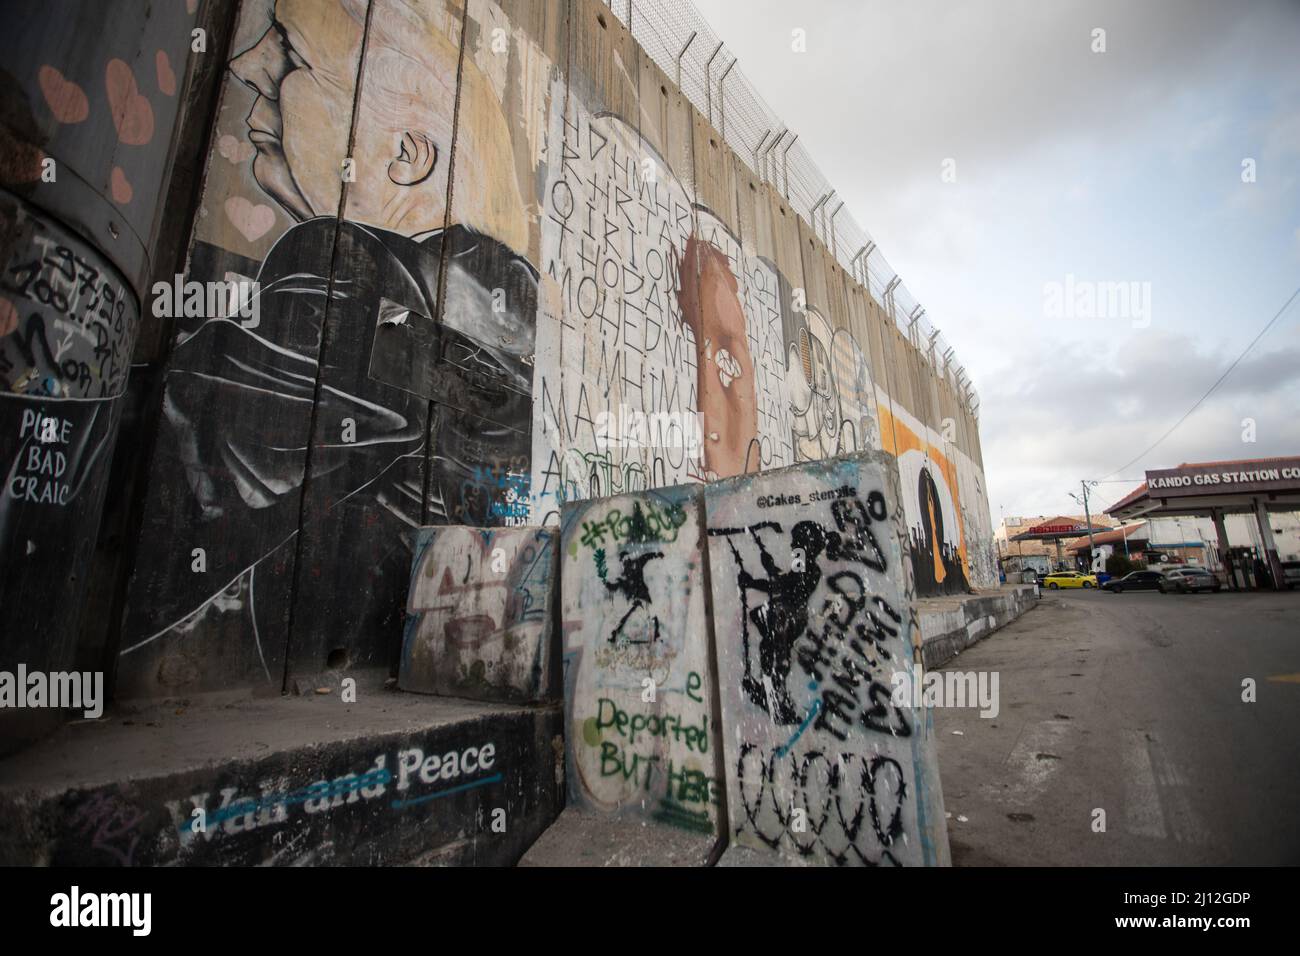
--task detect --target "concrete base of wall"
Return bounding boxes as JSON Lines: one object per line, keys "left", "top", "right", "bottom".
{"left": 0, "top": 674, "right": 562, "bottom": 866}
{"left": 518, "top": 807, "right": 720, "bottom": 866}
{"left": 918, "top": 585, "right": 1039, "bottom": 670}
{"left": 716, "top": 844, "right": 820, "bottom": 866}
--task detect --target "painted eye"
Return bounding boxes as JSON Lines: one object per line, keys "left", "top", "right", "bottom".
{"left": 277, "top": 24, "right": 309, "bottom": 69}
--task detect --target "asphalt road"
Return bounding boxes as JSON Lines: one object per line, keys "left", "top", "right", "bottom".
{"left": 933, "top": 588, "right": 1300, "bottom": 865}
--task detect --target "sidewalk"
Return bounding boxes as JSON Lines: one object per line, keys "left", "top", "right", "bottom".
{"left": 917, "top": 585, "right": 1039, "bottom": 669}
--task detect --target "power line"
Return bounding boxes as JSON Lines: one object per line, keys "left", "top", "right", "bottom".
{"left": 1098, "top": 281, "right": 1300, "bottom": 481}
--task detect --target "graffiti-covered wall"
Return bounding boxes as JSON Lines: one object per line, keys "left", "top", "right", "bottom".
{"left": 115, "top": 0, "right": 996, "bottom": 698}
{"left": 0, "top": 0, "right": 229, "bottom": 745}
{"left": 400, "top": 525, "right": 558, "bottom": 703}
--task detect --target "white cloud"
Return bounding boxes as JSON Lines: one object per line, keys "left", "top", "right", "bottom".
{"left": 980, "top": 331, "right": 1300, "bottom": 515}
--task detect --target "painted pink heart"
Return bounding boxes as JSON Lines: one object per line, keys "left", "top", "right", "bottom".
{"left": 218, "top": 133, "right": 255, "bottom": 164}
{"left": 0, "top": 296, "right": 18, "bottom": 337}
{"left": 156, "top": 50, "right": 176, "bottom": 96}
{"left": 38, "top": 65, "right": 88, "bottom": 123}
{"left": 110, "top": 166, "right": 133, "bottom": 204}
{"left": 225, "top": 196, "right": 276, "bottom": 242}
{"left": 105, "top": 58, "right": 154, "bottom": 146}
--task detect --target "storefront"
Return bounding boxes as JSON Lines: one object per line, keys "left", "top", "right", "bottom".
{"left": 1008, "top": 518, "right": 1112, "bottom": 574}
{"left": 1062, "top": 523, "right": 1207, "bottom": 571}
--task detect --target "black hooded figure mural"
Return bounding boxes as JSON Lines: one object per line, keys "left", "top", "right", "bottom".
{"left": 909, "top": 466, "right": 970, "bottom": 596}
{"left": 118, "top": 0, "right": 541, "bottom": 695}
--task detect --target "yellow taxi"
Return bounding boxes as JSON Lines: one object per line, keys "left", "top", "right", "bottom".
{"left": 1042, "top": 570, "right": 1098, "bottom": 589}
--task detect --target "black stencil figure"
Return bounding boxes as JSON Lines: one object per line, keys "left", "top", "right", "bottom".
{"left": 602, "top": 548, "right": 664, "bottom": 645}
{"left": 728, "top": 520, "right": 828, "bottom": 724}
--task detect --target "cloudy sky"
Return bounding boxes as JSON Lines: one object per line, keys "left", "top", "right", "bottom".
{"left": 692, "top": 0, "right": 1300, "bottom": 521}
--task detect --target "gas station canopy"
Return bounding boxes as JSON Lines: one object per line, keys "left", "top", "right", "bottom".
{"left": 1107, "top": 457, "right": 1300, "bottom": 521}
{"left": 1106, "top": 456, "right": 1300, "bottom": 590}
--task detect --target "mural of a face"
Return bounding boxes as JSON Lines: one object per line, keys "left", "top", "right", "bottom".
{"left": 231, "top": 0, "right": 525, "bottom": 246}
{"left": 678, "top": 235, "right": 758, "bottom": 480}
{"left": 118, "top": 0, "right": 545, "bottom": 696}
{"left": 230, "top": 0, "right": 364, "bottom": 220}
{"left": 338, "top": 0, "right": 457, "bottom": 234}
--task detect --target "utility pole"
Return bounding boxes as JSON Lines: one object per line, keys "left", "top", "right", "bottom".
{"left": 1070, "top": 481, "right": 1100, "bottom": 573}
{"left": 1081, "top": 480, "right": 1098, "bottom": 573}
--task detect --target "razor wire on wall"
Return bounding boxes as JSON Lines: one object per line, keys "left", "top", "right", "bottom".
{"left": 608, "top": 0, "right": 979, "bottom": 418}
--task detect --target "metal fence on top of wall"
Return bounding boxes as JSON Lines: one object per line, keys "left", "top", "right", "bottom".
{"left": 606, "top": 0, "right": 980, "bottom": 419}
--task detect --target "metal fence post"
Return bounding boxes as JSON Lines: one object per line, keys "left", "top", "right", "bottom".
{"left": 761, "top": 129, "right": 786, "bottom": 184}
{"left": 718, "top": 57, "right": 737, "bottom": 138}
{"left": 829, "top": 200, "right": 845, "bottom": 260}
{"left": 675, "top": 30, "right": 697, "bottom": 90}
{"left": 781, "top": 133, "right": 799, "bottom": 200}
{"left": 704, "top": 40, "right": 724, "bottom": 124}
{"left": 753, "top": 128, "right": 773, "bottom": 175}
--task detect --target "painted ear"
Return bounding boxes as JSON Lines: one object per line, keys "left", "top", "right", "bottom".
{"left": 387, "top": 131, "right": 437, "bottom": 186}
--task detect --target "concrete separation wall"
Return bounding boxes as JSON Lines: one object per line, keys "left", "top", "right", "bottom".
{"left": 0, "top": 0, "right": 224, "bottom": 746}
{"left": 107, "top": 0, "right": 997, "bottom": 704}
{"left": 400, "top": 525, "right": 559, "bottom": 704}
{"left": 704, "top": 451, "right": 949, "bottom": 866}
{"left": 918, "top": 585, "right": 1039, "bottom": 671}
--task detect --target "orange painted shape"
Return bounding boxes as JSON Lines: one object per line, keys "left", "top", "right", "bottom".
{"left": 110, "top": 166, "right": 133, "bottom": 204}
{"left": 0, "top": 296, "right": 18, "bottom": 337}
{"left": 156, "top": 50, "right": 177, "bottom": 97}
{"left": 38, "top": 65, "right": 89, "bottom": 124}
{"left": 105, "top": 58, "right": 154, "bottom": 146}
{"left": 877, "top": 401, "right": 971, "bottom": 580}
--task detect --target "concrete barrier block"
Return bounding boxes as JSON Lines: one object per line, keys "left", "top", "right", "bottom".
{"left": 704, "top": 451, "right": 950, "bottom": 866}
{"left": 400, "top": 526, "right": 559, "bottom": 704}
{"left": 0, "top": 681, "right": 563, "bottom": 867}
{"left": 559, "top": 485, "right": 724, "bottom": 842}
{"left": 918, "top": 585, "right": 1038, "bottom": 669}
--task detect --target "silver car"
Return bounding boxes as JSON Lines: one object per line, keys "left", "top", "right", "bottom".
{"left": 1159, "top": 568, "right": 1221, "bottom": 594}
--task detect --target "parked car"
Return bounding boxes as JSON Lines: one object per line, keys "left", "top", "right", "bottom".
{"left": 1042, "top": 570, "right": 1098, "bottom": 589}
{"left": 1281, "top": 561, "right": 1300, "bottom": 590}
{"left": 1159, "top": 567, "right": 1221, "bottom": 593}
{"left": 1102, "top": 570, "right": 1166, "bottom": 593}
